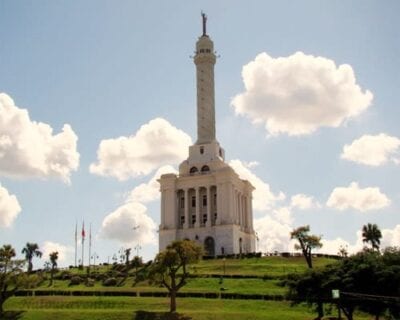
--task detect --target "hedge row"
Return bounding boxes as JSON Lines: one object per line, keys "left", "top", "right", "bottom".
{"left": 15, "top": 290, "right": 284, "bottom": 301}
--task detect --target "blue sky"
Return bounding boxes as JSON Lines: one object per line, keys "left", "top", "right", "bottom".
{"left": 1, "top": 1, "right": 399, "bottom": 267}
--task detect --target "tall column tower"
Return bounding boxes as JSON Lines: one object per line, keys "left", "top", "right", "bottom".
{"left": 194, "top": 13, "right": 216, "bottom": 145}
{"left": 158, "top": 14, "right": 256, "bottom": 256}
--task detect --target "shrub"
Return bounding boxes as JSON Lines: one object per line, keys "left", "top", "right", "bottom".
{"left": 103, "top": 277, "right": 117, "bottom": 286}
{"left": 86, "top": 278, "right": 95, "bottom": 287}
{"left": 69, "top": 276, "right": 82, "bottom": 286}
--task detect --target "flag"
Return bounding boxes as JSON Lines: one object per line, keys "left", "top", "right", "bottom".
{"left": 82, "top": 221, "right": 86, "bottom": 241}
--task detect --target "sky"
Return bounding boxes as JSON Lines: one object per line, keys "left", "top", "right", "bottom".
{"left": 1, "top": 1, "right": 400, "bottom": 268}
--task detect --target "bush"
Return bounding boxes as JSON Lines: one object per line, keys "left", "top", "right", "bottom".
{"left": 56, "top": 270, "right": 72, "bottom": 280}
{"left": 86, "top": 278, "right": 95, "bottom": 287}
{"left": 103, "top": 277, "right": 117, "bottom": 286}
{"left": 69, "top": 276, "right": 82, "bottom": 286}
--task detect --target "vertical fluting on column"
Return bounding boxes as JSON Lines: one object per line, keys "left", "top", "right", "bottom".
{"left": 206, "top": 186, "right": 211, "bottom": 227}
{"left": 195, "top": 187, "right": 200, "bottom": 227}
{"left": 161, "top": 189, "right": 165, "bottom": 227}
{"left": 184, "top": 189, "right": 189, "bottom": 229}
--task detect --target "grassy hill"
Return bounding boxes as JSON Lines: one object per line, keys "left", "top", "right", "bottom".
{"left": 4, "top": 255, "right": 370, "bottom": 319}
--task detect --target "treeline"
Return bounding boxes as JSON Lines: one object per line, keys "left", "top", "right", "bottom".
{"left": 284, "top": 247, "right": 400, "bottom": 320}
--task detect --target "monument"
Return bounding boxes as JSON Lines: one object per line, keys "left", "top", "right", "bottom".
{"left": 158, "top": 14, "right": 256, "bottom": 256}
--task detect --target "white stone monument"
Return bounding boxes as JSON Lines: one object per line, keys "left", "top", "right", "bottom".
{"left": 158, "top": 13, "right": 256, "bottom": 256}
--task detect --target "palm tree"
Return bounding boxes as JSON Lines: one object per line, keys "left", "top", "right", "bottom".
{"left": 21, "top": 243, "right": 42, "bottom": 273}
{"left": 0, "top": 245, "right": 16, "bottom": 273}
{"left": 49, "top": 251, "right": 58, "bottom": 286}
{"left": 362, "top": 223, "right": 382, "bottom": 251}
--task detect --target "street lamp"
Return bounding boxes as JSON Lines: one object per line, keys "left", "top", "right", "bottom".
{"left": 134, "top": 244, "right": 142, "bottom": 257}
{"left": 91, "top": 253, "right": 99, "bottom": 270}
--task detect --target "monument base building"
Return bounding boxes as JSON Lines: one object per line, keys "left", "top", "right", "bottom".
{"left": 159, "top": 14, "right": 255, "bottom": 256}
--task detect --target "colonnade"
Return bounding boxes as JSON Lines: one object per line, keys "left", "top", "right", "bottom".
{"left": 177, "top": 185, "right": 216, "bottom": 229}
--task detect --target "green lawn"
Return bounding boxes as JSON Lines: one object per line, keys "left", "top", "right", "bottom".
{"left": 4, "top": 296, "right": 370, "bottom": 320}
{"left": 32, "top": 277, "right": 285, "bottom": 296}
{"left": 188, "top": 256, "right": 335, "bottom": 277}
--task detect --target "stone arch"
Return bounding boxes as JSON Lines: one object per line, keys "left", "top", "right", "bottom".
{"left": 201, "top": 165, "right": 210, "bottom": 173}
{"left": 204, "top": 236, "right": 215, "bottom": 256}
{"left": 190, "top": 167, "right": 198, "bottom": 175}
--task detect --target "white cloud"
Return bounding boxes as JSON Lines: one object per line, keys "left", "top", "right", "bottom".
{"left": 99, "top": 202, "right": 157, "bottom": 245}
{"left": 255, "top": 214, "right": 294, "bottom": 253}
{"left": 273, "top": 206, "right": 293, "bottom": 225}
{"left": 90, "top": 118, "right": 192, "bottom": 180}
{"left": 231, "top": 52, "right": 373, "bottom": 136}
{"left": 290, "top": 193, "right": 319, "bottom": 210}
{"left": 0, "top": 93, "right": 80, "bottom": 183}
{"left": 229, "top": 159, "right": 285, "bottom": 211}
{"left": 381, "top": 224, "right": 400, "bottom": 248}
{"left": 326, "top": 182, "right": 390, "bottom": 212}
{"left": 41, "top": 241, "right": 73, "bottom": 264}
{"left": 127, "top": 165, "right": 177, "bottom": 204}
{"left": 0, "top": 183, "right": 21, "bottom": 228}
{"left": 341, "top": 133, "right": 400, "bottom": 166}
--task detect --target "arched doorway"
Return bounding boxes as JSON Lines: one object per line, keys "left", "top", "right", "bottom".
{"left": 204, "top": 237, "right": 215, "bottom": 256}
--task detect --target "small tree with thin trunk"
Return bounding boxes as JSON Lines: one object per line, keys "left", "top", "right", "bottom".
{"left": 0, "top": 244, "right": 25, "bottom": 315}
{"left": 49, "top": 251, "right": 58, "bottom": 286}
{"left": 21, "top": 242, "right": 42, "bottom": 273}
{"left": 290, "top": 225, "right": 322, "bottom": 269}
{"left": 290, "top": 225, "right": 324, "bottom": 319}
{"left": 149, "top": 240, "right": 203, "bottom": 313}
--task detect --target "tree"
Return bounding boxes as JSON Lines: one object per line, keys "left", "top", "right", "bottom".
{"left": 149, "top": 240, "right": 203, "bottom": 313}
{"left": 362, "top": 223, "right": 382, "bottom": 251}
{"left": 285, "top": 247, "right": 400, "bottom": 320}
{"left": 290, "top": 225, "right": 322, "bottom": 269}
{"left": 21, "top": 242, "right": 42, "bottom": 273}
{"left": 124, "top": 248, "right": 131, "bottom": 266}
{"left": 290, "top": 225, "right": 323, "bottom": 319}
{"left": 0, "top": 244, "right": 25, "bottom": 314}
{"left": 49, "top": 251, "right": 58, "bottom": 286}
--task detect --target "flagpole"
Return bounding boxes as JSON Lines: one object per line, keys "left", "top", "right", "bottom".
{"left": 74, "top": 221, "right": 77, "bottom": 267}
{"left": 81, "top": 221, "right": 85, "bottom": 267}
{"left": 88, "top": 223, "right": 92, "bottom": 267}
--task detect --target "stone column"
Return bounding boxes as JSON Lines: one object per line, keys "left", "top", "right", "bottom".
{"left": 244, "top": 196, "right": 248, "bottom": 231}
{"left": 233, "top": 187, "right": 238, "bottom": 224}
{"left": 160, "top": 189, "right": 165, "bottom": 228}
{"left": 195, "top": 187, "right": 200, "bottom": 227}
{"left": 206, "top": 186, "right": 211, "bottom": 227}
{"left": 183, "top": 189, "right": 189, "bottom": 229}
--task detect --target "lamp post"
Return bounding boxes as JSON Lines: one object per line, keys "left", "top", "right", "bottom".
{"left": 91, "top": 253, "right": 99, "bottom": 271}
{"left": 134, "top": 244, "right": 142, "bottom": 257}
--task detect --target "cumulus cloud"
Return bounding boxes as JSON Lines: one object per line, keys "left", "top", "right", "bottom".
{"left": 273, "top": 207, "right": 293, "bottom": 225}
{"left": 41, "top": 241, "right": 73, "bottom": 264}
{"left": 127, "top": 165, "right": 177, "bottom": 204}
{"left": 229, "top": 159, "right": 285, "bottom": 211}
{"left": 290, "top": 193, "right": 320, "bottom": 210}
{"left": 341, "top": 133, "right": 400, "bottom": 166}
{"left": 326, "top": 182, "right": 390, "bottom": 212}
{"left": 255, "top": 214, "right": 294, "bottom": 253}
{"left": 381, "top": 224, "right": 400, "bottom": 248}
{"left": 0, "top": 183, "right": 21, "bottom": 228}
{"left": 231, "top": 52, "right": 373, "bottom": 136}
{"left": 0, "top": 93, "right": 80, "bottom": 183}
{"left": 318, "top": 225, "right": 400, "bottom": 255}
{"left": 99, "top": 202, "right": 157, "bottom": 245}
{"left": 90, "top": 118, "right": 192, "bottom": 180}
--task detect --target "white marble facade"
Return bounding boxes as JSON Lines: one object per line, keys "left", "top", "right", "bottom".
{"left": 158, "top": 15, "right": 256, "bottom": 256}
